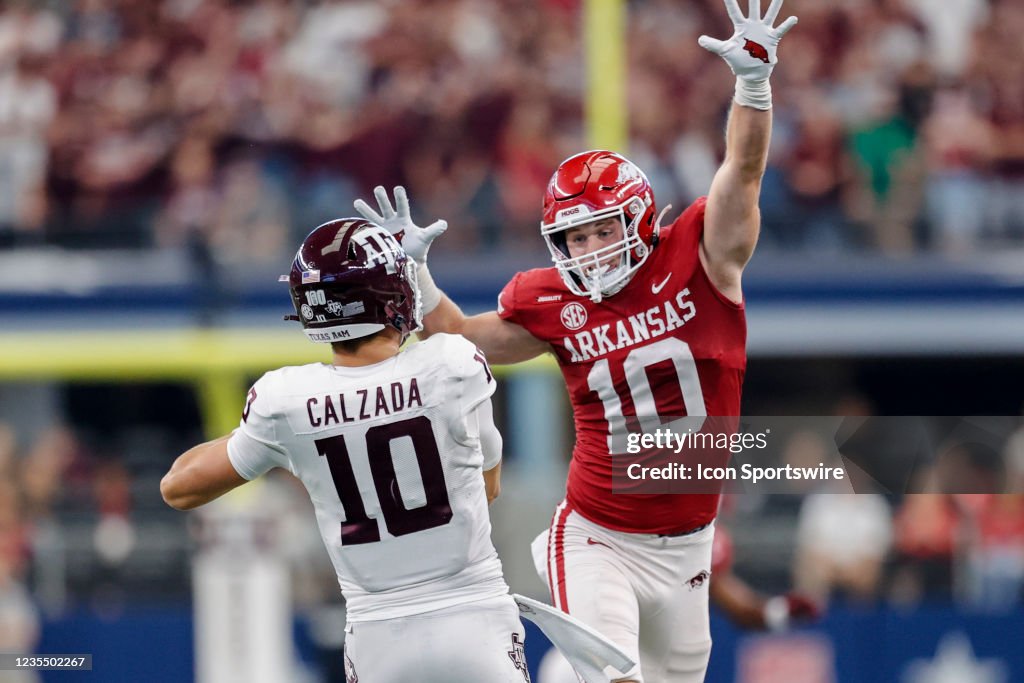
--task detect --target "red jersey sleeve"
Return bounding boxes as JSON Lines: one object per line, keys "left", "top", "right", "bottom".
{"left": 662, "top": 196, "right": 708, "bottom": 264}
{"left": 663, "top": 196, "right": 742, "bottom": 310}
{"left": 497, "top": 272, "right": 525, "bottom": 326}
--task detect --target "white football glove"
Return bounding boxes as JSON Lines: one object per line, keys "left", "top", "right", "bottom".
{"left": 353, "top": 186, "right": 447, "bottom": 265}
{"left": 698, "top": 0, "right": 798, "bottom": 110}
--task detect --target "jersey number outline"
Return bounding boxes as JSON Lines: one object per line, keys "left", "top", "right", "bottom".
{"left": 315, "top": 415, "right": 453, "bottom": 545}
{"left": 587, "top": 337, "right": 707, "bottom": 454}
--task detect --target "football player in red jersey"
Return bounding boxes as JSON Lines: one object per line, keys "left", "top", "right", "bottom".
{"left": 355, "top": 2, "right": 797, "bottom": 680}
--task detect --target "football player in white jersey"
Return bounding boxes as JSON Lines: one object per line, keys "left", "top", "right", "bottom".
{"left": 161, "top": 218, "right": 532, "bottom": 682}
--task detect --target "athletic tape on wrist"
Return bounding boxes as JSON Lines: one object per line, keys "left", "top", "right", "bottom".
{"left": 417, "top": 263, "right": 442, "bottom": 315}
{"left": 735, "top": 77, "right": 772, "bottom": 110}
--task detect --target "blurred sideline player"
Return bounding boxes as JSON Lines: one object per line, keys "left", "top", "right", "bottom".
{"left": 536, "top": 526, "right": 822, "bottom": 682}
{"left": 354, "top": 1, "right": 798, "bottom": 680}
{"left": 706, "top": 526, "right": 820, "bottom": 631}
{"left": 161, "top": 218, "right": 532, "bottom": 682}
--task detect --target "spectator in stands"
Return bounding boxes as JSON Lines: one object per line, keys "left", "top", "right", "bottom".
{"left": 776, "top": 94, "right": 854, "bottom": 249}
{"left": 959, "top": 493, "right": 1024, "bottom": 610}
{"left": 945, "top": 437, "right": 1024, "bottom": 610}
{"left": 972, "top": 0, "right": 1024, "bottom": 242}
{"left": 795, "top": 486, "right": 893, "bottom": 604}
{"left": 0, "top": 551, "right": 40, "bottom": 683}
{"left": 920, "top": 83, "right": 995, "bottom": 253}
{"left": 846, "top": 62, "right": 934, "bottom": 252}
{"left": 890, "top": 467, "right": 959, "bottom": 604}
{"left": 0, "top": 54, "right": 56, "bottom": 247}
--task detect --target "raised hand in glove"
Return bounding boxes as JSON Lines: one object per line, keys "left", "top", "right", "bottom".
{"left": 354, "top": 186, "right": 447, "bottom": 265}
{"left": 698, "top": 0, "right": 798, "bottom": 110}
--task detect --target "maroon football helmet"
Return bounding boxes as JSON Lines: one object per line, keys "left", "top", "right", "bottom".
{"left": 541, "top": 150, "right": 665, "bottom": 302}
{"left": 285, "top": 218, "right": 421, "bottom": 344}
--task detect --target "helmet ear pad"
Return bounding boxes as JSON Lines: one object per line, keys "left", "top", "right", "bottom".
{"left": 285, "top": 219, "right": 422, "bottom": 344}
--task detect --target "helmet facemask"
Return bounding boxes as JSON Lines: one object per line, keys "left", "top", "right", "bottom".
{"left": 542, "top": 195, "right": 651, "bottom": 303}
{"left": 391, "top": 258, "right": 424, "bottom": 344}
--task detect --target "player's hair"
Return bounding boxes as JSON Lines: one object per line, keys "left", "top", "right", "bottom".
{"left": 329, "top": 327, "right": 394, "bottom": 355}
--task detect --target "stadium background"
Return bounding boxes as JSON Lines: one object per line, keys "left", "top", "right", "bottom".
{"left": 0, "top": 0, "right": 1023, "bottom": 680}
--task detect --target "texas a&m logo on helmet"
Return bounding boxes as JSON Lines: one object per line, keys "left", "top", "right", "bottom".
{"left": 284, "top": 218, "right": 421, "bottom": 344}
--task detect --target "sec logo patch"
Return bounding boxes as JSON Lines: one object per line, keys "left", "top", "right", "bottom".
{"left": 560, "top": 302, "right": 588, "bottom": 330}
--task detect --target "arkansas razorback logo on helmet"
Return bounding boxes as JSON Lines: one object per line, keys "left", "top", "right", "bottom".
{"left": 743, "top": 39, "right": 770, "bottom": 63}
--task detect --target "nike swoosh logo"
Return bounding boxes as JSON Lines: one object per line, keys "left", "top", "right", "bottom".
{"left": 651, "top": 272, "right": 673, "bottom": 294}
{"left": 587, "top": 538, "right": 613, "bottom": 549}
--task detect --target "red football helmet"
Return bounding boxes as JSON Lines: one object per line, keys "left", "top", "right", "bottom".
{"left": 284, "top": 218, "right": 421, "bottom": 344}
{"left": 541, "top": 150, "right": 664, "bottom": 302}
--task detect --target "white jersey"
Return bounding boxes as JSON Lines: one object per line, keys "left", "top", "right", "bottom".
{"left": 227, "top": 333, "right": 508, "bottom": 622}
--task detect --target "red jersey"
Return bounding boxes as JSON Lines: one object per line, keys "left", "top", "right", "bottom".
{"left": 498, "top": 198, "right": 746, "bottom": 534}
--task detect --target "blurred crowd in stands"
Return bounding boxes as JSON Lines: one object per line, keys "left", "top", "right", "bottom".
{"left": 0, "top": 420, "right": 187, "bottom": 627}
{"left": 0, "top": 0, "right": 1022, "bottom": 260}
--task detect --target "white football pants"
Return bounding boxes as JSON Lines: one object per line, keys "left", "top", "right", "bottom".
{"left": 532, "top": 501, "right": 715, "bottom": 683}
{"left": 343, "top": 594, "right": 531, "bottom": 682}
